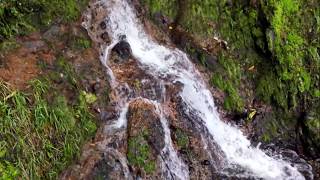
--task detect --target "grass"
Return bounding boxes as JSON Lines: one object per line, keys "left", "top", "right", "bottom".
{"left": 0, "top": 0, "right": 89, "bottom": 41}
{"left": 0, "top": 40, "right": 20, "bottom": 54}
{"left": 0, "top": 59, "right": 97, "bottom": 179}
{"left": 127, "top": 130, "right": 156, "bottom": 175}
{"left": 70, "top": 36, "right": 91, "bottom": 50}
{"left": 174, "top": 129, "right": 189, "bottom": 149}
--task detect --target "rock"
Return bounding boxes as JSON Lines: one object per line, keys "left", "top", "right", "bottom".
{"left": 22, "top": 40, "right": 46, "bottom": 52}
{"left": 43, "top": 25, "right": 61, "bottom": 41}
{"left": 205, "top": 54, "right": 218, "bottom": 70}
{"left": 100, "top": 21, "right": 106, "bottom": 30}
{"left": 201, "top": 160, "right": 211, "bottom": 166}
{"left": 88, "top": 151, "right": 129, "bottom": 180}
{"left": 118, "top": 34, "right": 126, "bottom": 41}
{"left": 126, "top": 99, "right": 164, "bottom": 177}
{"left": 101, "top": 110, "right": 118, "bottom": 121}
{"left": 112, "top": 40, "right": 132, "bottom": 60}
{"left": 100, "top": 32, "right": 110, "bottom": 43}
{"left": 127, "top": 99, "right": 165, "bottom": 150}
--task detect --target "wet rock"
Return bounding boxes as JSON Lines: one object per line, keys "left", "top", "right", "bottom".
{"left": 101, "top": 110, "right": 118, "bottom": 121}
{"left": 119, "top": 34, "right": 127, "bottom": 41}
{"left": 89, "top": 151, "right": 129, "bottom": 180}
{"left": 100, "top": 21, "right": 106, "bottom": 30}
{"left": 205, "top": 54, "right": 218, "bottom": 69}
{"left": 201, "top": 160, "right": 211, "bottom": 166}
{"left": 154, "top": 12, "right": 170, "bottom": 26}
{"left": 22, "top": 40, "right": 46, "bottom": 52}
{"left": 100, "top": 32, "right": 110, "bottom": 43}
{"left": 112, "top": 40, "right": 132, "bottom": 60}
{"left": 304, "top": 112, "right": 320, "bottom": 157}
{"left": 126, "top": 99, "right": 164, "bottom": 177}
{"left": 43, "top": 25, "right": 61, "bottom": 41}
{"left": 168, "top": 96, "right": 224, "bottom": 179}
{"left": 127, "top": 99, "right": 165, "bottom": 151}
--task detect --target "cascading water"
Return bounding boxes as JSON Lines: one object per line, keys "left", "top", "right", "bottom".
{"left": 81, "top": 0, "right": 313, "bottom": 179}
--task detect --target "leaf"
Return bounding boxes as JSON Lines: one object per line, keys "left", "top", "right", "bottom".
{"left": 0, "top": 149, "right": 6, "bottom": 158}
{"left": 248, "top": 109, "right": 257, "bottom": 120}
{"left": 82, "top": 91, "right": 97, "bottom": 104}
{"left": 248, "top": 65, "right": 255, "bottom": 71}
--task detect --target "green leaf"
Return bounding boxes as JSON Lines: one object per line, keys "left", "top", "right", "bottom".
{"left": 82, "top": 91, "right": 97, "bottom": 104}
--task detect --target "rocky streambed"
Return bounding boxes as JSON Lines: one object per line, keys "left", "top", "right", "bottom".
{"left": 60, "top": 0, "right": 315, "bottom": 179}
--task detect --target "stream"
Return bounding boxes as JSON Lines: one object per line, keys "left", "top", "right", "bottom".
{"left": 80, "top": 0, "right": 313, "bottom": 179}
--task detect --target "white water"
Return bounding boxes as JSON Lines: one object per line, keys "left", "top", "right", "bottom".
{"left": 91, "top": 0, "right": 307, "bottom": 179}
{"left": 155, "top": 101, "right": 190, "bottom": 179}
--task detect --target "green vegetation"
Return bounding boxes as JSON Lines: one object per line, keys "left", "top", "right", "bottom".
{"left": 143, "top": 0, "right": 320, "bottom": 152}
{"left": 175, "top": 129, "right": 189, "bottom": 149}
{"left": 0, "top": 0, "right": 88, "bottom": 41}
{"left": 142, "top": 0, "right": 177, "bottom": 20}
{"left": 70, "top": 36, "right": 91, "bottom": 50}
{"left": 0, "top": 40, "right": 20, "bottom": 54}
{"left": 127, "top": 130, "right": 156, "bottom": 174}
{"left": 211, "top": 53, "right": 244, "bottom": 112}
{"left": 0, "top": 57, "right": 97, "bottom": 179}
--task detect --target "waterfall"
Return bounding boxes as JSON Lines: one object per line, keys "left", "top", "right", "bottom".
{"left": 82, "top": 0, "right": 311, "bottom": 179}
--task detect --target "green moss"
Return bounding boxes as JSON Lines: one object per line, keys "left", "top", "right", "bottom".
{"left": 0, "top": 40, "right": 20, "bottom": 53}
{"left": 0, "top": 0, "right": 88, "bottom": 41}
{"left": 210, "top": 53, "right": 244, "bottom": 112}
{"left": 143, "top": 0, "right": 320, "bottom": 113}
{"left": 211, "top": 74, "right": 224, "bottom": 90}
{"left": 56, "top": 57, "right": 79, "bottom": 87}
{"left": 141, "top": 0, "right": 177, "bottom": 20}
{"left": 127, "top": 130, "right": 156, "bottom": 174}
{"left": 175, "top": 129, "right": 189, "bottom": 149}
{"left": 71, "top": 36, "right": 91, "bottom": 50}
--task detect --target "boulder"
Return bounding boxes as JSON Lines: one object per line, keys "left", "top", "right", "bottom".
{"left": 126, "top": 99, "right": 165, "bottom": 178}
{"left": 112, "top": 39, "right": 132, "bottom": 60}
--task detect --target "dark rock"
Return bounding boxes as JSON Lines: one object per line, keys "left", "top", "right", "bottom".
{"left": 93, "top": 83, "right": 101, "bottom": 93}
{"left": 205, "top": 54, "right": 218, "bottom": 69}
{"left": 100, "top": 21, "right": 106, "bottom": 30}
{"left": 226, "top": 0, "right": 233, "bottom": 7}
{"left": 112, "top": 40, "right": 132, "bottom": 60}
{"left": 201, "top": 160, "right": 211, "bottom": 166}
{"left": 89, "top": 151, "right": 129, "bottom": 180}
{"left": 43, "top": 25, "right": 61, "bottom": 41}
{"left": 100, "top": 32, "right": 111, "bottom": 43}
{"left": 119, "top": 34, "right": 126, "bottom": 41}
{"left": 22, "top": 40, "right": 46, "bottom": 52}
{"left": 101, "top": 110, "right": 118, "bottom": 121}
{"left": 127, "top": 99, "right": 165, "bottom": 151}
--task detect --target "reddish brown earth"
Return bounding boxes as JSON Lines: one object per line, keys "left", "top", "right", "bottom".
{"left": 0, "top": 34, "right": 54, "bottom": 90}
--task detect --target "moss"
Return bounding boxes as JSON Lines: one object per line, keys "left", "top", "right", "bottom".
{"left": 56, "top": 57, "right": 79, "bottom": 87}
{"left": 127, "top": 130, "right": 156, "bottom": 175}
{"left": 0, "top": 0, "right": 88, "bottom": 41}
{"left": 210, "top": 53, "right": 244, "bottom": 113}
{"left": 71, "top": 36, "right": 91, "bottom": 50}
{"left": 175, "top": 129, "right": 189, "bottom": 149}
{"left": 0, "top": 40, "right": 20, "bottom": 53}
{"left": 141, "top": 0, "right": 177, "bottom": 20}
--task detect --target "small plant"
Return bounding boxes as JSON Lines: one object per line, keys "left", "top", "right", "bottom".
{"left": 0, "top": 66, "right": 97, "bottom": 179}
{"left": 175, "top": 129, "right": 189, "bottom": 149}
{"left": 72, "top": 36, "right": 91, "bottom": 50}
{"left": 127, "top": 130, "right": 156, "bottom": 174}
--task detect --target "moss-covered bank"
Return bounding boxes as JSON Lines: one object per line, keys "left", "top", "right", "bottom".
{"left": 142, "top": 0, "right": 320, "bottom": 158}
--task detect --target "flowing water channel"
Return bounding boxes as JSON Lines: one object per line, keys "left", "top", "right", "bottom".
{"left": 81, "top": 0, "right": 313, "bottom": 179}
